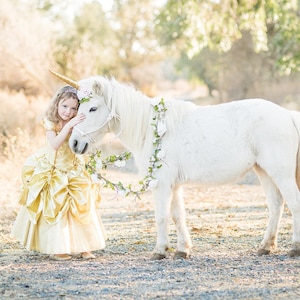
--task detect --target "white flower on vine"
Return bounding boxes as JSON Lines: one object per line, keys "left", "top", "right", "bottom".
{"left": 150, "top": 97, "right": 161, "bottom": 106}
{"left": 158, "top": 104, "right": 165, "bottom": 111}
{"left": 114, "top": 160, "right": 126, "bottom": 168}
{"left": 156, "top": 148, "right": 165, "bottom": 160}
{"left": 149, "top": 155, "right": 156, "bottom": 162}
{"left": 157, "top": 121, "right": 167, "bottom": 137}
{"left": 148, "top": 179, "right": 158, "bottom": 189}
{"left": 95, "top": 159, "right": 103, "bottom": 170}
{"left": 117, "top": 187, "right": 128, "bottom": 197}
{"left": 91, "top": 173, "right": 100, "bottom": 182}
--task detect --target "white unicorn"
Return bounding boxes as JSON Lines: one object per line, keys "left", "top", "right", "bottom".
{"left": 50, "top": 69, "right": 300, "bottom": 260}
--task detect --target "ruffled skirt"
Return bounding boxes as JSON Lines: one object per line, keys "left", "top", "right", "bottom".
{"left": 12, "top": 205, "right": 106, "bottom": 254}
{"left": 12, "top": 149, "right": 106, "bottom": 254}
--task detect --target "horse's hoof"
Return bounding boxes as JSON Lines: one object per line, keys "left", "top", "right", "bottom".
{"left": 174, "top": 251, "right": 188, "bottom": 260}
{"left": 257, "top": 249, "right": 270, "bottom": 256}
{"left": 288, "top": 249, "right": 300, "bottom": 257}
{"left": 150, "top": 253, "right": 166, "bottom": 260}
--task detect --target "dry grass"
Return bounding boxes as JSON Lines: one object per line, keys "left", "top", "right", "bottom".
{"left": 0, "top": 91, "right": 46, "bottom": 250}
{"left": 0, "top": 90, "right": 47, "bottom": 175}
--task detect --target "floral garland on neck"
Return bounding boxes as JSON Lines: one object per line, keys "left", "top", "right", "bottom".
{"left": 85, "top": 97, "right": 167, "bottom": 199}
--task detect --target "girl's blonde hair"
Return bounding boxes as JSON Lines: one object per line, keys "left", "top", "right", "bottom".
{"left": 46, "top": 86, "right": 79, "bottom": 125}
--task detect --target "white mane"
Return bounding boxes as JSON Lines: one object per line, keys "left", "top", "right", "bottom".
{"left": 101, "top": 78, "right": 198, "bottom": 170}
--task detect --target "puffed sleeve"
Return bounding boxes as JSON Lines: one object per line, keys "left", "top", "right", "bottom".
{"left": 43, "top": 117, "right": 56, "bottom": 131}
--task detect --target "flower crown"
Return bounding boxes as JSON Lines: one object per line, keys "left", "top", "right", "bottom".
{"left": 77, "top": 85, "right": 93, "bottom": 104}
{"left": 64, "top": 86, "right": 77, "bottom": 94}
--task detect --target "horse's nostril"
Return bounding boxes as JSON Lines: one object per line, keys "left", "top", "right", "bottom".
{"left": 73, "top": 140, "right": 78, "bottom": 149}
{"left": 82, "top": 142, "right": 88, "bottom": 154}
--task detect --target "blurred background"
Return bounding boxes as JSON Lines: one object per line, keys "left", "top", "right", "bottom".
{"left": 1, "top": 0, "right": 300, "bottom": 182}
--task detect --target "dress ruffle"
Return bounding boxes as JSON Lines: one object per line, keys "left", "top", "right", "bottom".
{"left": 19, "top": 152, "right": 100, "bottom": 225}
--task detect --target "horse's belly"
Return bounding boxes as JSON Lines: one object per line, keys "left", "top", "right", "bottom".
{"left": 179, "top": 142, "right": 254, "bottom": 184}
{"left": 167, "top": 116, "right": 256, "bottom": 184}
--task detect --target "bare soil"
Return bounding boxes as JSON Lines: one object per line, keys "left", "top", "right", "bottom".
{"left": 1, "top": 170, "right": 300, "bottom": 299}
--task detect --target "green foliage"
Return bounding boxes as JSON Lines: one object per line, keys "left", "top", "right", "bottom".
{"left": 3, "top": 0, "right": 300, "bottom": 100}
{"left": 156, "top": 0, "right": 300, "bottom": 74}
{"left": 266, "top": 1, "right": 300, "bottom": 74}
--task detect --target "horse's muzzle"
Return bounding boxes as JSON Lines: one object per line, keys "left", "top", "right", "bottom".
{"left": 70, "top": 139, "right": 88, "bottom": 154}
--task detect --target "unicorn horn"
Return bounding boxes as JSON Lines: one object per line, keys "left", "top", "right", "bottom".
{"left": 49, "top": 68, "right": 80, "bottom": 89}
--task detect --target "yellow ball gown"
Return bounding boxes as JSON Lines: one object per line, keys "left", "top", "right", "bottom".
{"left": 12, "top": 118, "right": 106, "bottom": 254}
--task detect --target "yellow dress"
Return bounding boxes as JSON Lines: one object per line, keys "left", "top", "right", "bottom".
{"left": 12, "top": 118, "right": 106, "bottom": 254}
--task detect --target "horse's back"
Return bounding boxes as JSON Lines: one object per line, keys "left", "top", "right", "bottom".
{"left": 178, "top": 98, "right": 294, "bottom": 141}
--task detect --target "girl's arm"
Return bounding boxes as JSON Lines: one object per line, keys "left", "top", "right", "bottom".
{"left": 46, "top": 114, "right": 86, "bottom": 150}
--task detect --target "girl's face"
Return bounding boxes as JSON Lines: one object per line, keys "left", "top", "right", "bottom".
{"left": 58, "top": 97, "right": 78, "bottom": 121}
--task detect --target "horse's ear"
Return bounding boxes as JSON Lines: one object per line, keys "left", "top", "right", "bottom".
{"left": 92, "top": 81, "right": 104, "bottom": 96}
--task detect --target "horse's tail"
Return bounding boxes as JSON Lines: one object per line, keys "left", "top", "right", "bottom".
{"left": 291, "top": 111, "right": 300, "bottom": 189}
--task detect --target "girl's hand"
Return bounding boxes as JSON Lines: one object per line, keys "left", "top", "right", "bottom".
{"left": 47, "top": 114, "right": 86, "bottom": 150}
{"left": 67, "top": 113, "right": 86, "bottom": 129}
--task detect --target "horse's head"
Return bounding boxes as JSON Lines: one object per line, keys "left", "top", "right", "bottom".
{"left": 69, "top": 77, "right": 114, "bottom": 154}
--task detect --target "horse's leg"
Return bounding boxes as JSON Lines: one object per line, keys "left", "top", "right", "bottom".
{"left": 257, "top": 152, "right": 300, "bottom": 256}
{"left": 272, "top": 181, "right": 300, "bottom": 256}
{"left": 151, "top": 186, "right": 173, "bottom": 260}
{"left": 269, "top": 176, "right": 300, "bottom": 256}
{"left": 254, "top": 166, "right": 284, "bottom": 255}
{"left": 170, "top": 185, "right": 192, "bottom": 259}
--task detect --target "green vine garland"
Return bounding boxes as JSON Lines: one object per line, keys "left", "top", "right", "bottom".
{"left": 85, "top": 98, "right": 167, "bottom": 199}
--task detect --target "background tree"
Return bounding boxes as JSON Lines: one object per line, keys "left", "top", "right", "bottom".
{"left": 45, "top": 0, "right": 164, "bottom": 89}
{"left": 54, "top": 1, "right": 116, "bottom": 79}
{"left": 109, "top": 0, "right": 163, "bottom": 83}
{"left": 156, "top": 0, "right": 300, "bottom": 102}
{"left": 1, "top": 0, "right": 300, "bottom": 103}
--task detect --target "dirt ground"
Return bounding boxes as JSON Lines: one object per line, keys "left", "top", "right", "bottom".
{"left": 1, "top": 169, "right": 300, "bottom": 299}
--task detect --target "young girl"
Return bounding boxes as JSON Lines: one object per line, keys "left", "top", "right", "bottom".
{"left": 12, "top": 85, "right": 106, "bottom": 261}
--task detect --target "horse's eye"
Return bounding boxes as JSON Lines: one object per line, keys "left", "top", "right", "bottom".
{"left": 89, "top": 107, "right": 97, "bottom": 112}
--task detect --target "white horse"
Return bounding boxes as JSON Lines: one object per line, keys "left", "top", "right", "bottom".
{"left": 50, "top": 71, "right": 300, "bottom": 259}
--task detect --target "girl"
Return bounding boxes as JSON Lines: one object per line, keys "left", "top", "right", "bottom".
{"left": 12, "top": 85, "right": 106, "bottom": 260}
